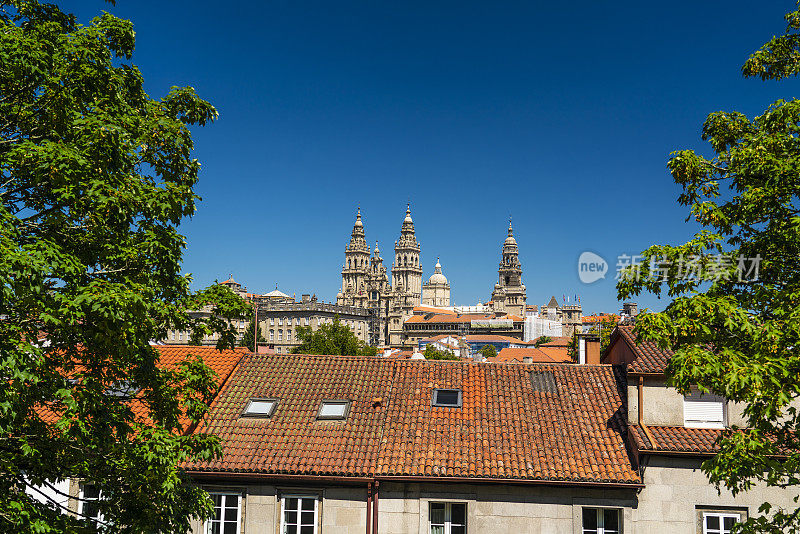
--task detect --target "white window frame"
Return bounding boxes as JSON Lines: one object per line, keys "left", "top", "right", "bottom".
{"left": 270, "top": 317, "right": 275, "bottom": 326}
{"left": 280, "top": 494, "right": 319, "bottom": 534}
{"left": 270, "top": 330, "right": 274, "bottom": 341}
{"left": 204, "top": 492, "right": 241, "bottom": 534}
{"left": 429, "top": 501, "right": 466, "bottom": 534}
{"left": 702, "top": 511, "right": 741, "bottom": 534}
{"left": 77, "top": 483, "right": 106, "bottom": 529}
{"left": 581, "top": 507, "right": 621, "bottom": 534}
{"left": 305, "top": 317, "right": 310, "bottom": 326}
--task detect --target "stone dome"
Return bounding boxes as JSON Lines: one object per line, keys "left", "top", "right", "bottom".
{"left": 428, "top": 258, "right": 448, "bottom": 285}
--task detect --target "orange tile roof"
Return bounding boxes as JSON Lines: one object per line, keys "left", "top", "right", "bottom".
{"left": 582, "top": 314, "right": 620, "bottom": 324}
{"left": 37, "top": 345, "right": 247, "bottom": 429}
{"left": 186, "top": 355, "right": 640, "bottom": 485}
{"left": 630, "top": 425, "right": 721, "bottom": 455}
{"left": 413, "top": 306, "right": 457, "bottom": 315}
{"left": 493, "top": 347, "right": 572, "bottom": 363}
{"left": 616, "top": 325, "right": 673, "bottom": 374}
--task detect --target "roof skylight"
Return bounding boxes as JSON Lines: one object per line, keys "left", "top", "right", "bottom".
{"left": 317, "top": 400, "right": 351, "bottom": 420}
{"left": 242, "top": 398, "right": 278, "bottom": 418}
{"left": 432, "top": 389, "right": 462, "bottom": 408}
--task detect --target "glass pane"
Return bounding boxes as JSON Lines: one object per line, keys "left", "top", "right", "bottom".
{"left": 223, "top": 523, "right": 237, "bottom": 534}
{"left": 319, "top": 402, "right": 347, "bottom": 418}
{"left": 301, "top": 498, "right": 315, "bottom": 511}
{"left": 723, "top": 516, "right": 737, "bottom": 531}
{"left": 225, "top": 507, "right": 238, "bottom": 521}
{"left": 300, "top": 527, "right": 314, "bottom": 534}
{"left": 210, "top": 523, "right": 221, "bottom": 534}
{"left": 285, "top": 525, "right": 297, "bottom": 534}
{"left": 451, "top": 503, "right": 466, "bottom": 525}
{"left": 286, "top": 498, "right": 298, "bottom": 511}
{"left": 430, "top": 527, "right": 444, "bottom": 534}
{"left": 582, "top": 508, "right": 598, "bottom": 531}
{"left": 451, "top": 527, "right": 465, "bottom": 534}
{"left": 285, "top": 511, "right": 297, "bottom": 525}
{"left": 83, "top": 485, "right": 101, "bottom": 499}
{"left": 245, "top": 400, "right": 275, "bottom": 415}
{"left": 604, "top": 509, "right": 619, "bottom": 532}
{"left": 435, "top": 390, "right": 460, "bottom": 406}
{"left": 301, "top": 511, "right": 315, "bottom": 525}
{"left": 706, "top": 515, "right": 720, "bottom": 530}
{"left": 430, "top": 503, "right": 445, "bottom": 524}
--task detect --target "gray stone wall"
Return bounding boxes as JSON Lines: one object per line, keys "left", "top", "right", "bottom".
{"left": 189, "top": 483, "right": 367, "bottom": 534}
{"left": 378, "top": 481, "right": 636, "bottom": 534}
{"left": 633, "top": 455, "right": 799, "bottom": 533}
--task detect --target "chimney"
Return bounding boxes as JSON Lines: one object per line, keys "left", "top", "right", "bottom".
{"left": 584, "top": 335, "right": 601, "bottom": 364}
{"left": 622, "top": 302, "right": 639, "bottom": 317}
{"left": 523, "top": 356, "right": 533, "bottom": 364}
{"left": 302, "top": 294, "right": 311, "bottom": 303}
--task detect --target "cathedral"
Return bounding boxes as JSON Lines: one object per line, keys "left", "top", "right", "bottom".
{"left": 337, "top": 206, "right": 526, "bottom": 348}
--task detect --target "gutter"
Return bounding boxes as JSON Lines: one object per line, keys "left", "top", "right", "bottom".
{"left": 186, "top": 471, "right": 643, "bottom": 489}
{"left": 637, "top": 376, "right": 658, "bottom": 449}
{"left": 374, "top": 475, "right": 643, "bottom": 489}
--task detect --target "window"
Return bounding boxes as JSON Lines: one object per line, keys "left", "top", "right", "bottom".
{"left": 270, "top": 330, "right": 274, "bottom": 341}
{"left": 278, "top": 330, "right": 283, "bottom": 341}
{"left": 317, "top": 400, "right": 351, "bottom": 420}
{"left": 281, "top": 495, "right": 318, "bottom": 534}
{"left": 703, "top": 512, "right": 740, "bottom": 534}
{"left": 582, "top": 508, "right": 620, "bottom": 534}
{"left": 432, "top": 389, "right": 462, "bottom": 408}
{"left": 430, "top": 502, "right": 466, "bottom": 534}
{"left": 304, "top": 317, "right": 309, "bottom": 326}
{"left": 242, "top": 398, "right": 278, "bottom": 418}
{"left": 700, "top": 510, "right": 744, "bottom": 534}
{"left": 287, "top": 330, "right": 292, "bottom": 341}
{"left": 170, "top": 331, "right": 175, "bottom": 340}
{"left": 205, "top": 492, "right": 241, "bottom": 534}
{"left": 684, "top": 386, "right": 726, "bottom": 428}
{"left": 270, "top": 317, "right": 275, "bottom": 326}
{"left": 78, "top": 483, "right": 104, "bottom": 529}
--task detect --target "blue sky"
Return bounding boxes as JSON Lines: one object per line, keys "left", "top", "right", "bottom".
{"left": 66, "top": 1, "right": 796, "bottom": 314}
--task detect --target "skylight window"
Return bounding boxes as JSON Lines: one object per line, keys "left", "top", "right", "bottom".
{"left": 317, "top": 400, "right": 351, "bottom": 420}
{"left": 432, "top": 389, "right": 462, "bottom": 408}
{"left": 241, "top": 398, "right": 278, "bottom": 418}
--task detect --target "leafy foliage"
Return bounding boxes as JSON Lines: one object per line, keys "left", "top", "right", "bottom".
{"left": 291, "top": 316, "right": 376, "bottom": 356}
{"left": 424, "top": 344, "right": 460, "bottom": 360}
{"left": 478, "top": 344, "right": 497, "bottom": 359}
{"left": 533, "top": 335, "right": 552, "bottom": 348}
{"left": 0, "top": 1, "right": 244, "bottom": 531}
{"left": 618, "top": 3, "right": 800, "bottom": 531}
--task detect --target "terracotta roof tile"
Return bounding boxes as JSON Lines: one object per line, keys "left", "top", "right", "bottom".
{"left": 617, "top": 326, "right": 673, "bottom": 374}
{"left": 187, "top": 356, "right": 640, "bottom": 485}
{"left": 630, "top": 425, "right": 720, "bottom": 454}
{"left": 492, "top": 347, "right": 567, "bottom": 363}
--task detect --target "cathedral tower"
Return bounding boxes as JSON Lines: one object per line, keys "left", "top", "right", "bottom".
{"left": 491, "top": 219, "right": 526, "bottom": 317}
{"left": 337, "top": 208, "right": 370, "bottom": 308}
{"left": 391, "top": 204, "right": 422, "bottom": 297}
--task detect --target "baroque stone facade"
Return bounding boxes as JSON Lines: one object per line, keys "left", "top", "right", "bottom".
{"left": 337, "top": 208, "right": 527, "bottom": 348}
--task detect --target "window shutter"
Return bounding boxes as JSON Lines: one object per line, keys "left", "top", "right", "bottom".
{"left": 684, "top": 387, "right": 725, "bottom": 428}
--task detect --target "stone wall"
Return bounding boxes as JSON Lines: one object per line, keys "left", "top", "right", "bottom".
{"left": 633, "top": 455, "right": 799, "bottom": 533}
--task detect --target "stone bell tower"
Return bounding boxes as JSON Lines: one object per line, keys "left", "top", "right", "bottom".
{"left": 337, "top": 208, "right": 370, "bottom": 308}
{"left": 491, "top": 219, "right": 526, "bottom": 317}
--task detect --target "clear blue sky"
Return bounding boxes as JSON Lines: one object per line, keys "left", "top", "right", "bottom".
{"left": 66, "top": 1, "right": 796, "bottom": 314}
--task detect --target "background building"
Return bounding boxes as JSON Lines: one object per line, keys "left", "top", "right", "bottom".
{"left": 421, "top": 258, "right": 450, "bottom": 307}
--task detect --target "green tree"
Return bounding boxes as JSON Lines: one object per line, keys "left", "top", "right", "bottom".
{"left": 240, "top": 314, "right": 265, "bottom": 352}
{"left": 533, "top": 335, "right": 552, "bottom": 348}
{"left": 617, "top": 4, "right": 800, "bottom": 531}
{"left": 0, "top": 1, "right": 247, "bottom": 531}
{"left": 423, "top": 344, "right": 460, "bottom": 360}
{"left": 291, "top": 316, "right": 376, "bottom": 356}
{"left": 597, "top": 317, "right": 618, "bottom": 353}
{"left": 478, "top": 344, "right": 497, "bottom": 359}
